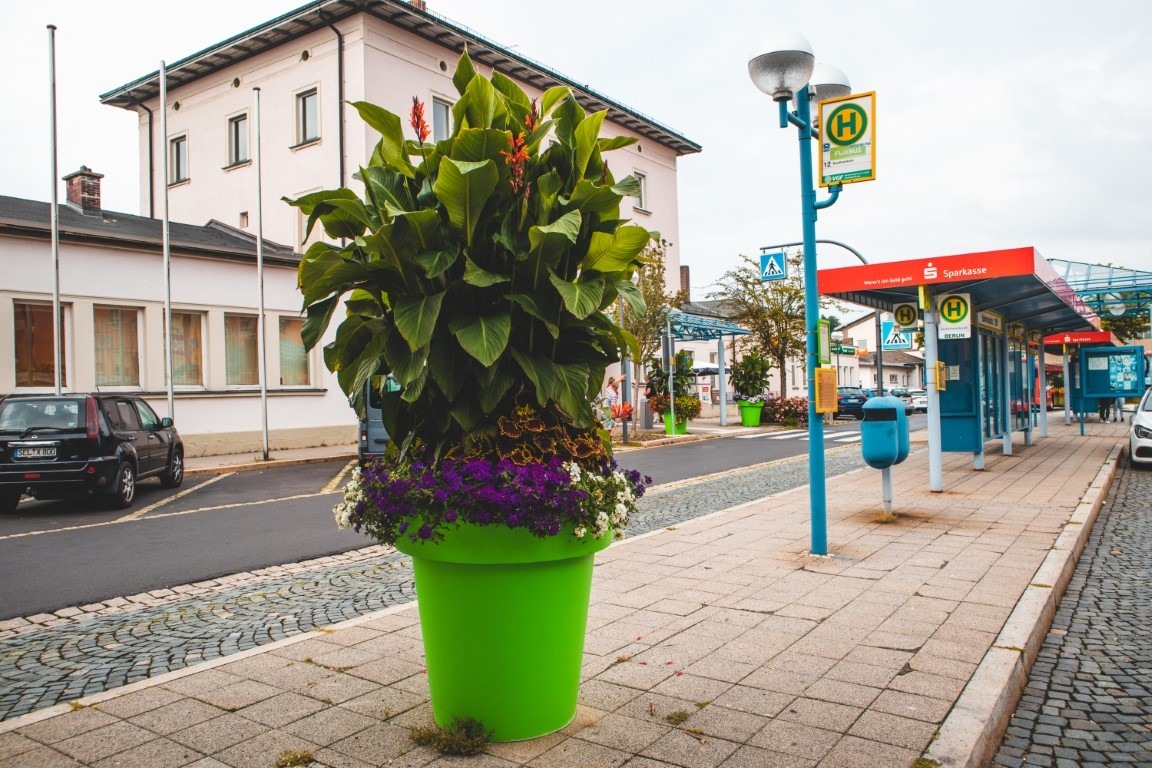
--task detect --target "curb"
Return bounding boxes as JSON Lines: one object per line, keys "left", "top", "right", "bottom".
{"left": 922, "top": 441, "right": 1124, "bottom": 768}
{"left": 185, "top": 452, "right": 356, "bottom": 478}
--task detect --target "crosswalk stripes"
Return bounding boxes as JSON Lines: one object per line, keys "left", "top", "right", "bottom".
{"left": 741, "top": 429, "right": 861, "bottom": 442}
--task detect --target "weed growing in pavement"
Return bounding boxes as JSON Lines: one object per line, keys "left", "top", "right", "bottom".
{"left": 695, "top": 701, "right": 710, "bottom": 709}
{"left": 665, "top": 710, "right": 690, "bottom": 725}
{"left": 912, "top": 759, "right": 941, "bottom": 768}
{"left": 410, "top": 717, "right": 491, "bottom": 755}
{"left": 274, "top": 749, "right": 315, "bottom": 767}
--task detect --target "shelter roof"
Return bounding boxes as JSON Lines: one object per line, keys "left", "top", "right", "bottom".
{"left": 0, "top": 195, "right": 298, "bottom": 265}
{"left": 818, "top": 246, "right": 1100, "bottom": 335}
{"left": 668, "top": 309, "right": 751, "bottom": 342}
{"left": 99, "top": 0, "right": 701, "bottom": 157}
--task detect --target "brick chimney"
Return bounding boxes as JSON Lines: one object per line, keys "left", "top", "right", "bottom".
{"left": 410, "top": 0, "right": 427, "bottom": 10}
{"left": 680, "top": 265, "right": 690, "bottom": 302}
{"left": 62, "top": 166, "right": 104, "bottom": 216}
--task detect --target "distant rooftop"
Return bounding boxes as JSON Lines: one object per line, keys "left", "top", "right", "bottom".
{"left": 0, "top": 195, "right": 298, "bottom": 264}
{"left": 99, "top": 0, "right": 701, "bottom": 157}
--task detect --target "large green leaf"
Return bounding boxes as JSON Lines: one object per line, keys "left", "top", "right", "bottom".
{"left": 526, "top": 210, "right": 582, "bottom": 267}
{"left": 476, "top": 368, "right": 514, "bottom": 412}
{"left": 284, "top": 188, "right": 361, "bottom": 242}
{"left": 506, "top": 293, "right": 560, "bottom": 339}
{"left": 357, "top": 165, "right": 414, "bottom": 220}
{"left": 451, "top": 312, "right": 511, "bottom": 367}
{"left": 569, "top": 180, "right": 623, "bottom": 215}
{"left": 451, "top": 128, "right": 513, "bottom": 165}
{"left": 553, "top": 97, "right": 584, "bottom": 148}
{"left": 391, "top": 209, "right": 441, "bottom": 250}
{"left": 393, "top": 292, "right": 444, "bottom": 351}
{"left": 300, "top": 296, "right": 337, "bottom": 351}
{"left": 463, "top": 257, "right": 510, "bottom": 287}
{"left": 540, "top": 86, "right": 571, "bottom": 117}
{"left": 449, "top": 396, "right": 484, "bottom": 432}
{"left": 573, "top": 110, "right": 607, "bottom": 179}
{"left": 383, "top": 328, "right": 429, "bottom": 386}
{"left": 298, "top": 246, "right": 371, "bottom": 306}
{"left": 428, "top": 335, "right": 467, "bottom": 400}
{"left": 415, "top": 249, "right": 458, "bottom": 278}
{"left": 581, "top": 226, "right": 652, "bottom": 273}
{"left": 615, "top": 279, "right": 647, "bottom": 317}
{"left": 490, "top": 71, "right": 531, "bottom": 107}
{"left": 513, "top": 355, "right": 590, "bottom": 424}
{"left": 433, "top": 158, "right": 499, "bottom": 246}
{"left": 452, "top": 48, "right": 477, "bottom": 95}
{"left": 463, "top": 73, "right": 503, "bottom": 130}
{"left": 612, "top": 176, "right": 641, "bottom": 198}
{"left": 341, "top": 333, "right": 388, "bottom": 402}
{"left": 550, "top": 271, "right": 607, "bottom": 319}
{"left": 352, "top": 102, "right": 414, "bottom": 179}
{"left": 597, "top": 136, "right": 639, "bottom": 152}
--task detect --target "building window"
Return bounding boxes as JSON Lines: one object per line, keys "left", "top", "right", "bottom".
{"left": 225, "top": 314, "right": 259, "bottom": 386}
{"left": 432, "top": 98, "right": 451, "bottom": 142}
{"left": 279, "top": 317, "right": 309, "bottom": 386}
{"left": 94, "top": 307, "right": 140, "bottom": 387}
{"left": 169, "top": 135, "right": 188, "bottom": 183}
{"left": 170, "top": 312, "right": 204, "bottom": 387}
{"left": 889, "top": 373, "right": 898, "bottom": 383}
{"left": 296, "top": 88, "right": 319, "bottom": 144}
{"left": 633, "top": 171, "right": 648, "bottom": 212}
{"left": 14, "top": 302, "right": 66, "bottom": 388}
{"left": 227, "top": 114, "right": 248, "bottom": 165}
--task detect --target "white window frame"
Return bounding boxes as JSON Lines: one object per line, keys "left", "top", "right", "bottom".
{"left": 295, "top": 86, "right": 320, "bottom": 145}
{"left": 633, "top": 170, "right": 649, "bottom": 213}
{"left": 226, "top": 112, "right": 249, "bottom": 166}
{"left": 431, "top": 97, "right": 452, "bottom": 142}
{"left": 169, "top": 134, "right": 189, "bottom": 184}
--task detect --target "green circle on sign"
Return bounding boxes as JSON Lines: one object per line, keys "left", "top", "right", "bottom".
{"left": 894, "top": 305, "right": 917, "bottom": 326}
{"left": 940, "top": 296, "right": 970, "bottom": 323}
{"left": 826, "top": 103, "right": 867, "bottom": 146}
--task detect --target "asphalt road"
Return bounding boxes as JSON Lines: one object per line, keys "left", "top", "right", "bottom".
{"left": 0, "top": 416, "right": 925, "bottom": 619}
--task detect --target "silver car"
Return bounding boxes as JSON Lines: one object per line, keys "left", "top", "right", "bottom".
{"left": 1130, "top": 389, "right": 1152, "bottom": 467}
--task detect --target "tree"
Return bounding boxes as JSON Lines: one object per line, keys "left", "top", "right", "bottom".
{"left": 821, "top": 314, "right": 842, "bottom": 334}
{"left": 1101, "top": 313, "right": 1149, "bottom": 342}
{"left": 710, "top": 252, "right": 842, "bottom": 397}
{"left": 619, "top": 239, "right": 687, "bottom": 405}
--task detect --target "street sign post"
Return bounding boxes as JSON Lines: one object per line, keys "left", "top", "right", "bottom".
{"left": 819, "top": 91, "right": 876, "bottom": 187}
{"left": 760, "top": 251, "right": 787, "bottom": 281}
{"left": 938, "top": 293, "right": 972, "bottom": 339}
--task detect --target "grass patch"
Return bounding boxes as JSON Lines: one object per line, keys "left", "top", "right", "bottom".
{"left": 665, "top": 710, "right": 690, "bottom": 726}
{"left": 410, "top": 717, "right": 491, "bottom": 756}
{"left": 912, "top": 759, "right": 941, "bottom": 768}
{"left": 695, "top": 701, "right": 710, "bottom": 709}
{"left": 274, "top": 750, "right": 315, "bottom": 767}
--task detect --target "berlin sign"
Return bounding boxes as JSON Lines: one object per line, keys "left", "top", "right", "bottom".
{"left": 819, "top": 91, "right": 876, "bottom": 187}
{"left": 938, "top": 293, "right": 972, "bottom": 339}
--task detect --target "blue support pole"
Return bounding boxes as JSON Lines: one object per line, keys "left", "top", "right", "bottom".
{"left": 788, "top": 86, "right": 830, "bottom": 555}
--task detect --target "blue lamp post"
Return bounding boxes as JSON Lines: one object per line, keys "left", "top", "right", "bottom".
{"left": 749, "top": 37, "right": 851, "bottom": 556}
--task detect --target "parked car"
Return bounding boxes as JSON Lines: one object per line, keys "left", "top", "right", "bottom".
{"left": 359, "top": 374, "right": 400, "bottom": 465}
{"left": 836, "top": 386, "right": 869, "bottom": 420}
{"left": 0, "top": 393, "right": 183, "bottom": 513}
{"left": 889, "top": 387, "right": 911, "bottom": 400}
{"left": 908, "top": 389, "right": 929, "bottom": 413}
{"left": 1129, "top": 388, "right": 1152, "bottom": 468}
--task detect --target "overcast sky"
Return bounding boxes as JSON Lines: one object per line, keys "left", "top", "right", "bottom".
{"left": 3, "top": 0, "right": 1151, "bottom": 300}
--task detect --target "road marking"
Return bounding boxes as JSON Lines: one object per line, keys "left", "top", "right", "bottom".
{"left": 117, "top": 473, "right": 233, "bottom": 521}
{"left": 737, "top": 430, "right": 806, "bottom": 439}
{"left": 769, "top": 432, "right": 810, "bottom": 440}
{"left": 646, "top": 442, "right": 863, "bottom": 494}
{"left": 834, "top": 434, "right": 863, "bottom": 443}
{"left": 322, "top": 460, "right": 357, "bottom": 494}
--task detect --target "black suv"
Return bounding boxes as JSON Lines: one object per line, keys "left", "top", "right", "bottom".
{"left": 0, "top": 394, "right": 184, "bottom": 513}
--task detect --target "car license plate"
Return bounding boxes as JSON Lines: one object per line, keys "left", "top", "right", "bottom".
{"left": 15, "top": 446, "right": 56, "bottom": 459}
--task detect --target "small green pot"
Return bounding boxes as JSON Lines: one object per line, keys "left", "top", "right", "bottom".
{"left": 663, "top": 413, "right": 688, "bottom": 434}
{"left": 738, "top": 400, "right": 764, "bottom": 427}
{"left": 393, "top": 523, "right": 612, "bottom": 742}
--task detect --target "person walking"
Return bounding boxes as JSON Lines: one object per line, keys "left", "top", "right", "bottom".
{"left": 601, "top": 376, "right": 620, "bottom": 440}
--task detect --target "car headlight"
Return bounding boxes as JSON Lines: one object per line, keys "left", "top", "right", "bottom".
{"left": 1134, "top": 424, "right": 1152, "bottom": 439}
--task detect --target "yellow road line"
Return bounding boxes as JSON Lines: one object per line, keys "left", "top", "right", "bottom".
{"left": 322, "top": 460, "right": 357, "bottom": 494}
{"left": 117, "top": 473, "right": 233, "bottom": 521}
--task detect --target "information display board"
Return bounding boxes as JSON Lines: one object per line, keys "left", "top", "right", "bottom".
{"left": 1079, "top": 346, "right": 1146, "bottom": 398}
{"left": 815, "top": 368, "right": 838, "bottom": 413}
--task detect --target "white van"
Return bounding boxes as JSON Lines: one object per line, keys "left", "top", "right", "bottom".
{"left": 359, "top": 374, "right": 400, "bottom": 464}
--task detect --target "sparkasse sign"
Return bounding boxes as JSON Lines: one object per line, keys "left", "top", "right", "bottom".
{"left": 817, "top": 247, "right": 1039, "bottom": 295}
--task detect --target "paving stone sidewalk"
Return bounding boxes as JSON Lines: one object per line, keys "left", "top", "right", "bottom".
{"left": 0, "top": 420, "right": 1125, "bottom": 767}
{"left": 0, "top": 447, "right": 870, "bottom": 721}
{"left": 992, "top": 455, "right": 1152, "bottom": 767}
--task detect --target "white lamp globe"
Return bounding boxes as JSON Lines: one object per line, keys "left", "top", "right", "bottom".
{"left": 749, "top": 33, "right": 815, "bottom": 102}
{"left": 808, "top": 63, "right": 851, "bottom": 103}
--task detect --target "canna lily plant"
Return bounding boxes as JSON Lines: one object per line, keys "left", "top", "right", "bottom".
{"left": 291, "top": 51, "right": 652, "bottom": 544}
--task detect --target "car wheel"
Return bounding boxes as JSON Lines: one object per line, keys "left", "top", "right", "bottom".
{"left": 106, "top": 462, "right": 136, "bottom": 510}
{"left": 160, "top": 448, "right": 184, "bottom": 489}
{"left": 0, "top": 488, "right": 20, "bottom": 514}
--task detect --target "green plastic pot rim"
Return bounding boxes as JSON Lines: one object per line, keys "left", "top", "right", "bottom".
{"left": 392, "top": 520, "right": 614, "bottom": 564}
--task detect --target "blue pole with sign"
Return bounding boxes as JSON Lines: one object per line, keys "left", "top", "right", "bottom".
{"left": 779, "top": 86, "right": 842, "bottom": 556}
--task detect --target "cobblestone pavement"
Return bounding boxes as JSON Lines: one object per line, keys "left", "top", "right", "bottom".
{"left": 993, "top": 457, "right": 1152, "bottom": 768}
{"left": 0, "top": 445, "right": 869, "bottom": 721}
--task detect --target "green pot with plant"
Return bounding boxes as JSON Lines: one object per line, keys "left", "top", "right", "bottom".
{"left": 296, "top": 52, "right": 651, "bottom": 742}
{"left": 646, "top": 353, "right": 696, "bottom": 434}
{"left": 729, "top": 350, "right": 772, "bottom": 427}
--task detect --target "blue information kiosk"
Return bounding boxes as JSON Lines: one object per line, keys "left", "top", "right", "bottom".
{"left": 819, "top": 247, "right": 1102, "bottom": 491}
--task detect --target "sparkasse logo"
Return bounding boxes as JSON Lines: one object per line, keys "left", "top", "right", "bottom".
{"left": 924, "top": 262, "right": 938, "bottom": 279}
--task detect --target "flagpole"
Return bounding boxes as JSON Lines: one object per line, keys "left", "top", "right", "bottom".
{"left": 48, "top": 25, "right": 61, "bottom": 396}
{"left": 254, "top": 87, "right": 269, "bottom": 461}
{"left": 160, "top": 61, "right": 174, "bottom": 419}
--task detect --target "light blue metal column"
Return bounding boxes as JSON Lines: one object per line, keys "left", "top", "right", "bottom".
{"left": 923, "top": 290, "right": 943, "bottom": 491}
{"left": 1024, "top": 334, "right": 1034, "bottom": 446}
{"left": 1063, "top": 346, "right": 1071, "bottom": 425}
{"left": 1038, "top": 337, "right": 1049, "bottom": 438}
{"left": 1002, "top": 324, "right": 1013, "bottom": 456}
{"left": 974, "top": 331, "right": 985, "bottom": 470}
{"left": 717, "top": 337, "right": 728, "bottom": 427}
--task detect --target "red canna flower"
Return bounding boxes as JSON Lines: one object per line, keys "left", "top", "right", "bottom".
{"left": 410, "top": 97, "right": 430, "bottom": 143}
{"left": 524, "top": 98, "right": 539, "bottom": 133}
{"left": 499, "top": 132, "right": 531, "bottom": 195}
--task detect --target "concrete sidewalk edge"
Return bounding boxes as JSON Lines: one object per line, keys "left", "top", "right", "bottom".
{"left": 923, "top": 441, "right": 1124, "bottom": 768}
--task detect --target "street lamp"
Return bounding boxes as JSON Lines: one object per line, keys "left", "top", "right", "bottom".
{"left": 832, "top": 330, "right": 844, "bottom": 385}
{"left": 750, "top": 35, "right": 850, "bottom": 556}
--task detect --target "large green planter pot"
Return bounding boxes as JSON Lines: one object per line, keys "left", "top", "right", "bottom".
{"left": 393, "top": 523, "right": 613, "bottom": 742}
{"left": 738, "top": 400, "right": 764, "bottom": 427}
{"left": 663, "top": 413, "right": 688, "bottom": 434}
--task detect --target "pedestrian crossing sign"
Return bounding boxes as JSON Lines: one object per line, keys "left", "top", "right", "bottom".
{"left": 760, "top": 251, "right": 787, "bottom": 282}
{"left": 881, "top": 321, "right": 913, "bottom": 350}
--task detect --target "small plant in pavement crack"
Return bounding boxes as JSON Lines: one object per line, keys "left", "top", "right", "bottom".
{"left": 410, "top": 717, "right": 492, "bottom": 755}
